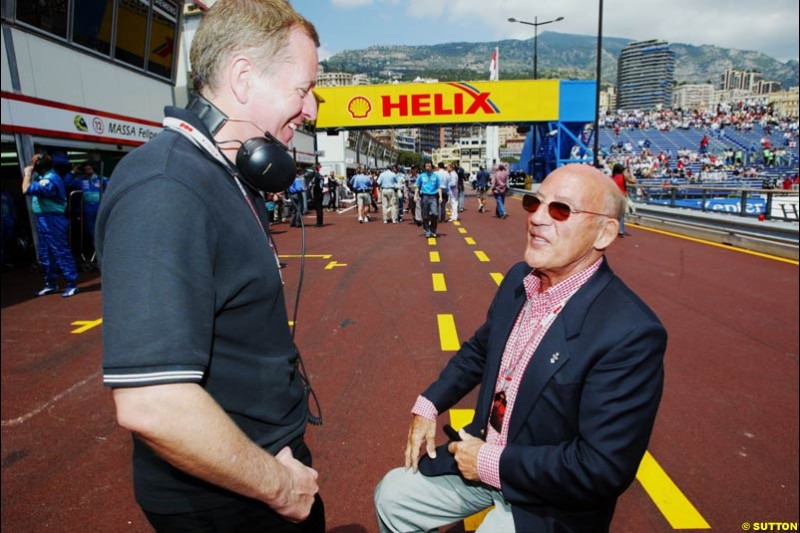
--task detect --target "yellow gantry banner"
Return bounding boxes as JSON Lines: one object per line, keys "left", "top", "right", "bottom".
{"left": 314, "top": 80, "right": 560, "bottom": 129}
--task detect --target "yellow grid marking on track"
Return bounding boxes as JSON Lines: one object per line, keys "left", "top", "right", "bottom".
{"left": 458, "top": 228, "right": 468, "bottom": 234}
{"left": 432, "top": 273, "right": 447, "bottom": 292}
{"left": 453, "top": 221, "right": 462, "bottom": 226}
{"left": 465, "top": 237, "right": 476, "bottom": 245}
{"left": 428, "top": 237, "right": 437, "bottom": 245}
{"left": 449, "top": 409, "right": 492, "bottom": 530}
{"left": 636, "top": 451, "right": 710, "bottom": 529}
{"left": 447, "top": 412, "right": 709, "bottom": 530}
{"left": 629, "top": 223, "right": 799, "bottom": 265}
{"left": 437, "top": 314, "right": 460, "bottom": 351}
{"left": 278, "top": 254, "right": 332, "bottom": 259}
{"left": 71, "top": 318, "right": 102, "bottom": 334}
{"left": 325, "top": 261, "right": 347, "bottom": 270}
{"left": 474, "top": 251, "right": 490, "bottom": 262}
{"left": 430, "top": 251, "right": 441, "bottom": 263}
{"left": 448, "top": 409, "right": 474, "bottom": 430}
{"left": 490, "top": 273, "right": 504, "bottom": 286}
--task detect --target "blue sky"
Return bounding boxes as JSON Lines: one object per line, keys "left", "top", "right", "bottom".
{"left": 289, "top": 0, "right": 799, "bottom": 63}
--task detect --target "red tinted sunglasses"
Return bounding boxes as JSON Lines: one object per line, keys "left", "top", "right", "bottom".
{"left": 522, "top": 194, "right": 614, "bottom": 222}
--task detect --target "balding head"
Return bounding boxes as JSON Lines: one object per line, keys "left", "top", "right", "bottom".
{"left": 523, "top": 164, "right": 622, "bottom": 290}
{"left": 545, "top": 164, "right": 625, "bottom": 220}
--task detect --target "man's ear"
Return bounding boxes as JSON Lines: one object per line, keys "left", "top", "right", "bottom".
{"left": 228, "top": 55, "right": 255, "bottom": 105}
{"left": 594, "top": 217, "right": 620, "bottom": 250}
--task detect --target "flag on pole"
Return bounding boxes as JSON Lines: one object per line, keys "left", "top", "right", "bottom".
{"left": 486, "top": 47, "right": 500, "bottom": 167}
{"left": 489, "top": 47, "right": 499, "bottom": 81}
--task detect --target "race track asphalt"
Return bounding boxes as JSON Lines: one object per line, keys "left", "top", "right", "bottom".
{"left": 2, "top": 194, "right": 797, "bottom": 532}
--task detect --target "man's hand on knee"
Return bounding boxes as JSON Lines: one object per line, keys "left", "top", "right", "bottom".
{"left": 404, "top": 415, "right": 437, "bottom": 472}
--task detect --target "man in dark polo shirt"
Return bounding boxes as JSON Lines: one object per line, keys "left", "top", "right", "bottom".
{"left": 96, "top": 1, "right": 324, "bottom": 531}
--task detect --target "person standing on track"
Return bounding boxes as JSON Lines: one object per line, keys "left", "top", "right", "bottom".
{"left": 415, "top": 161, "right": 442, "bottom": 238}
{"left": 21, "top": 152, "right": 80, "bottom": 298}
{"left": 376, "top": 164, "right": 667, "bottom": 533}
{"left": 96, "top": 1, "right": 324, "bottom": 531}
{"left": 474, "top": 165, "right": 490, "bottom": 213}
{"left": 490, "top": 163, "right": 509, "bottom": 219}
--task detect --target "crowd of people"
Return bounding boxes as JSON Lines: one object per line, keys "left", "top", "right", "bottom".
{"left": 264, "top": 161, "right": 517, "bottom": 235}
{"left": 601, "top": 101, "right": 799, "bottom": 136}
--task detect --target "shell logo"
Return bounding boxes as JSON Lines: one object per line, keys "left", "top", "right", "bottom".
{"left": 347, "top": 96, "right": 372, "bottom": 119}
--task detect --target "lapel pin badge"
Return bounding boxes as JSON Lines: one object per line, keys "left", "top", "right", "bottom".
{"left": 550, "top": 352, "right": 560, "bottom": 364}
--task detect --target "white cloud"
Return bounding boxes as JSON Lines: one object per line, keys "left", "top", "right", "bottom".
{"left": 419, "top": 0, "right": 800, "bottom": 61}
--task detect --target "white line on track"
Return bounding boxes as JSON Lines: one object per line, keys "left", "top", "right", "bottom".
{"left": 1, "top": 370, "right": 101, "bottom": 427}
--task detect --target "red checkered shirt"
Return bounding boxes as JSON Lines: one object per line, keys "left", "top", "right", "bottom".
{"left": 412, "top": 258, "right": 602, "bottom": 490}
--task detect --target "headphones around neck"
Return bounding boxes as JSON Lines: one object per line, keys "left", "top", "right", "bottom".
{"left": 186, "top": 95, "right": 296, "bottom": 193}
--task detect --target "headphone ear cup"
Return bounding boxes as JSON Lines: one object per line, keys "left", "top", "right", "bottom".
{"left": 236, "top": 138, "right": 296, "bottom": 193}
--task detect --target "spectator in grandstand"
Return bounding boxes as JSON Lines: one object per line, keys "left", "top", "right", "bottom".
{"left": 95, "top": 1, "right": 324, "bottom": 531}
{"left": 21, "top": 152, "right": 80, "bottom": 298}
{"left": 699, "top": 134, "right": 709, "bottom": 154}
{"left": 375, "top": 163, "right": 666, "bottom": 533}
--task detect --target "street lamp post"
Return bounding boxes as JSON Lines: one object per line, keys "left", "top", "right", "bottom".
{"left": 508, "top": 15, "right": 564, "bottom": 179}
{"left": 507, "top": 16, "right": 564, "bottom": 80}
{"left": 593, "top": 0, "right": 604, "bottom": 168}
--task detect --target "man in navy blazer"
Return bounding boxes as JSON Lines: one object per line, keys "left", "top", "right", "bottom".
{"left": 375, "top": 164, "right": 667, "bottom": 532}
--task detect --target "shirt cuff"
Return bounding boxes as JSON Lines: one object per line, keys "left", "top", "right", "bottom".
{"left": 477, "top": 443, "right": 504, "bottom": 490}
{"left": 411, "top": 395, "right": 438, "bottom": 420}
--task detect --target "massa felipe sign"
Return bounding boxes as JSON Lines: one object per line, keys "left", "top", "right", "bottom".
{"left": 314, "top": 80, "right": 560, "bottom": 129}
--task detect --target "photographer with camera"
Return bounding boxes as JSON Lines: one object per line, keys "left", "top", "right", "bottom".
{"left": 21, "top": 152, "right": 79, "bottom": 298}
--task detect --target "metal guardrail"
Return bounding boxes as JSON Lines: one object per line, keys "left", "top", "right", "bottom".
{"left": 507, "top": 185, "right": 799, "bottom": 261}
{"left": 629, "top": 184, "right": 800, "bottom": 223}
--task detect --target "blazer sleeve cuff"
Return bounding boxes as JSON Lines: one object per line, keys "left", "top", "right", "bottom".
{"left": 411, "top": 395, "right": 439, "bottom": 420}
{"left": 478, "top": 443, "right": 504, "bottom": 490}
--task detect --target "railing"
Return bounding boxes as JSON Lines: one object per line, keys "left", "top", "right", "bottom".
{"left": 629, "top": 184, "right": 799, "bottom": 222}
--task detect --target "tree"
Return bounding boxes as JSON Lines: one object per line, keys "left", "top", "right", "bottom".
{"left": 397, "top": 150, "right": 423, "bottom": 168}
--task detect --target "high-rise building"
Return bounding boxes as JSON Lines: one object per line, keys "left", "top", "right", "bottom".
{"left": 672, "top": 84, "right": 715, "bottom": 110}
{"left": 616, "top": 40, "right": 675, "bottom": 111}
{"left": 720, "top": 69, "right": 762, "bottom": 91}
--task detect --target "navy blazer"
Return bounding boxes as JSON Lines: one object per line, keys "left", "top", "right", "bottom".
{"left": 419, "top": 259, "right": 667, "bottom": 532}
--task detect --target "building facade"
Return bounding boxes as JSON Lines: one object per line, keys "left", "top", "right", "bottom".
{"left": 673, "top": 84, "right": 715, "bottom": 110}
{"left": 2, "top": 0, "right": 182, "bottom": 259}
